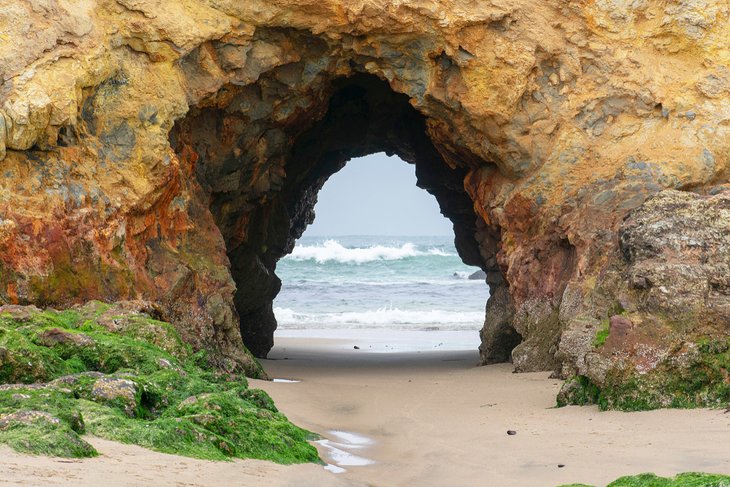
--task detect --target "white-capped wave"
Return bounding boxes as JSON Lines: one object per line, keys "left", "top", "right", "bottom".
{"left": 274, "top": 306, "right": 483, "bottom": 330}
{"left": 285, "top": 240, "right": 454, "bottom": 264}
{"left": 283, "top": 277, "right": 485, "bottom": 287}
{"left": 425, "top": 247, "right": 452, "bottom": 257}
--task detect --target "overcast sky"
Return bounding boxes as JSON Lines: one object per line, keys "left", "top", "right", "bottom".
{"left": 303, "top": 153, "right": 453, "bottom": 236}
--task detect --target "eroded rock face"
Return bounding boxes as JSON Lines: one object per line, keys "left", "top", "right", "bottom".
{"left": 557, "top": 190, "right": 730, "bottom": 408}
{"left": 0, "top": 0, "right": 728, "bottom": 386}
{"left": 620, "top": 190, "right": 730, "bottom": 324}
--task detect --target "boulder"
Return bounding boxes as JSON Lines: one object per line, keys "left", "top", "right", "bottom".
{"left": 90, "top": 377, "right": 139, "bottom": 417}
{"left": 468, "top": 270, "right": 487, "bottom": 281}
{"left": 36, "top": 328, "right": 94, "bottom": 348}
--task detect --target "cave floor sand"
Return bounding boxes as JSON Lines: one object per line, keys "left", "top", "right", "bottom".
{"left": 1, "top": 337, "right": 729, "bottom": 487}
{"left": 254, "top": 336, "right": 730, "bottom": 487}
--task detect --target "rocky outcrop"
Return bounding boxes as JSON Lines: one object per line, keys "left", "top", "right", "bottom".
{"left": 0, "top": 305, "right": 317, "bottom": 460}
{"left": 0, "top": 0, "right": 728, "bottom": 394}
{"left": 557, "top": 190, "right": 730, "bottom": 409}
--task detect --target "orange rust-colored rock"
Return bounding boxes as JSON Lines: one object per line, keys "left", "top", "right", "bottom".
{"left": 0, "top": 0, "right": 728, "bottom": 384}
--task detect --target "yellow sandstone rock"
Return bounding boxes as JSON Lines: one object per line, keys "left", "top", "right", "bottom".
{"left": 0, "top": 0, "right": 727, "bottom": 389}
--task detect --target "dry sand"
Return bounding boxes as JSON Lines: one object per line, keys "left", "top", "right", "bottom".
{"left": 0, "top": 437, "right": 348, "bottom": 487}
{"left": 2, "top": 334, "right": 730, "bottom": 486}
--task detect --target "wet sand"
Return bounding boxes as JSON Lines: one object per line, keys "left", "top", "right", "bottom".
{"left": 254, "top": 335, "right": 730, "bottom": 487}
{"left": 2, "top": 334, "right": 730, "bottom": 486}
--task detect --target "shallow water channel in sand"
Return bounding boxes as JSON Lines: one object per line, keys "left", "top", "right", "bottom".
{"left": 317, "top": 430, "right": 376, "bottom": 473}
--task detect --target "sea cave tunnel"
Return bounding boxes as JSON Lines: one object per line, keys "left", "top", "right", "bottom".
{"left": 169, "top": 72, "right": 522, "bottom": 364}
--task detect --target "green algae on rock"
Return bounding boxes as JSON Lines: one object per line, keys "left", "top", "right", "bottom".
{"left": 555, "top": 375, "right": 601, "bottom": 408}
{"left": 557, "top": 472, "right": 730, "bottom": 487}
{"left": 0, "top": 304, "right": 319, "bottom": 463}
{"left": 558, "top": 336, "right": 730, "bottom": 410}
{"left": 0, "top": 409, "right": 97, "bottom": 458}
{"left": 592, "top": 319, "right": 610, "bottom": 348}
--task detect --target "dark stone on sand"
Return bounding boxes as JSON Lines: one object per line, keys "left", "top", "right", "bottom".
{"left": 507, "top": 430, "right": 516, "bottom": 435}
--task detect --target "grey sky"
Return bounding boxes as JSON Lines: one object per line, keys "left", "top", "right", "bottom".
{"left": 303, "top": 153, "right": 453, "bottom": 236}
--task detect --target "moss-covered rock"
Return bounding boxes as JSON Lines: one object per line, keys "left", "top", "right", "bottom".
{"left": 609, "top": 473, "right": 730, "bottom": 486}
{"left": 557, "top": 472, "right": 730, "bottom": 487}
{"left": 556, "top": 375, "right": 600, "bottom": 407}
{"left": 241, "top": 388, "right": 278, "bottom": 412}
{"left": 0, "top": 305, "right": 318, "bottom": 463}
{"left": 0, "top": 409, "right": 96, "bottom": 457}
{"left": 75, "top": 301, "right": 192, "bottom": 359}
{"left": 558, "top": 336, "right": 730, "bottom": 411}
{"left": 90, "top": 377, "right": 140, "bottom": 417}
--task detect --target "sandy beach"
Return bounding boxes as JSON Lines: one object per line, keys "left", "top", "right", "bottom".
{"left": 254, "top": 333, "right": 730, "bottom": 486}
{"left": 0, "top": 437, "right": 348, "bottom": 487}
{"left": 2, "top": 332, "right": 730, "bottom": 487}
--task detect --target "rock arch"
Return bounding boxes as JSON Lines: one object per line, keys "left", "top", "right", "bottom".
{"left": 170, "top": 72, "right": 495, "bottom": 358}
{"left": 0, "top": 1, "right": 728, "bottom": 405}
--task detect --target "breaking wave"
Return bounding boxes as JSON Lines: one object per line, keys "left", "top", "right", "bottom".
{"left": 285, "top": 240, "right": 453, "bottom": 264}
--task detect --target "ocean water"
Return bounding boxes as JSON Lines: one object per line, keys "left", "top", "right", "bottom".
{"left": 273, "top": 236, "right": 488, "bottom": 332}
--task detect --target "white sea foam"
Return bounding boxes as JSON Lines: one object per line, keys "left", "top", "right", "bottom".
{"left": 274, "top": 306, "right": 484, "bottom": 330}
{"left": 324, "top": 464, "right": 346, "bottom": 474}
{"left": 285, "top": 240, "right": 454, "bottom": 264}
{"left": 285, "top": 277, "right": 484, "bottom": 287}
{"left": 315, "top": 431, "right": 376, "bottom": 467}
{"left": 316, "top": 440, "right": 375, "bottom": 466}
{"left": 328, "top": 430, "right": 375, "bottom": 447}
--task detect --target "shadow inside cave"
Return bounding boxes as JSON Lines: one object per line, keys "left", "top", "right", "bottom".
{"left": 169, "top": 72, "right": 521, "bottom": 363}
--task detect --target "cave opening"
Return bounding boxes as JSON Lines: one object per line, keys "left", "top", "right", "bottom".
{"left": 273, "top": 152, "right": 487, "bottom": 351}
{"left": 169, "top": 72, "right": 522, "bottom": 362}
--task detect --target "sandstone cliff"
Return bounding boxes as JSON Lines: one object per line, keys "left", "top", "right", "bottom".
{"left": 0, "top": 0, "right": 728, "bottom": 401}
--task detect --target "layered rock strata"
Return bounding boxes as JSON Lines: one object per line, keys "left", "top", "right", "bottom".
{"left": 0, "top": 0, "right": 728, "bottom": 396}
